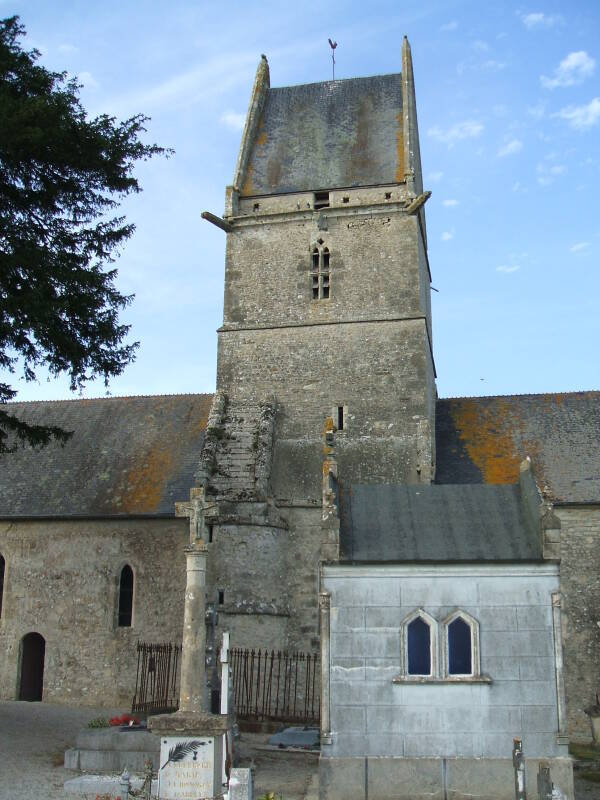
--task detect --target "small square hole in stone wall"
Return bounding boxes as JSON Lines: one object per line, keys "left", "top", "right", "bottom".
{"left": 314, "top": 191, "right": 330, "bottom": 210}
{"left": 342, "top": 196, "right": 349, "bottom": 204}
{"left": 385, "top": 192, "right": 392, "bottom": 200}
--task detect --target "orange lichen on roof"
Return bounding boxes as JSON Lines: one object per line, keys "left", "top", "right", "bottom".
{"left": 395, "top": 112, "right": 404, "bottom": 183}
{"left": 118, "top": 396, "right": 211, "bottom": 513}
{"left": 241, "top": 124, "right": 267, "bottom": 196}
{"left": 121, "top": 440, "right": 174, "bottom": 513}
{"left": 449, "top": 398, "right": 528, "bottom": 484}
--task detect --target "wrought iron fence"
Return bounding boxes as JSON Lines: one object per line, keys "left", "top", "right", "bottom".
{"left": 131, "top": 641, "right": 182, "bottom": 715}
{"left": 230, "top": 648, "right": 319, "bottom": 724}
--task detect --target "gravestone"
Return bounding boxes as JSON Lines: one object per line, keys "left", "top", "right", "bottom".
{"left": 158, "top": 734, "right": 223, "bottom": 799}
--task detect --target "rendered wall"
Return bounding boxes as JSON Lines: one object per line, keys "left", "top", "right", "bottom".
{"left": 320, "top": 563, "right": 573, "bottom": 800}
{"left": 0, "top": 518, "right": 186, "bottom": 706}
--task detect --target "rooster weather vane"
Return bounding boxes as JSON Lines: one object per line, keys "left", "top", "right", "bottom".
{"left": 328, "top": 38, "right": 337, "bottom": 80}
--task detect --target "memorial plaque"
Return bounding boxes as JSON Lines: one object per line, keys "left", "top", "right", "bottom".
{"left": 158, "top": 735, "right": 222, "bottom": 799}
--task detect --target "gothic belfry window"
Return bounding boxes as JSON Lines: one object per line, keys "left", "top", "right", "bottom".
{"left": 311, "top": 244, "right": 330, "bottom": 300}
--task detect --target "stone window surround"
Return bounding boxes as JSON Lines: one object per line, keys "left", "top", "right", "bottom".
{"left": 400, "top": 608, "right": 438, "bottom": 678}
{"left": 441, "top": 608, "right": 481, "bottom": 679}
{"left": 394, "top": 606, "right": 491, "bottom": 685}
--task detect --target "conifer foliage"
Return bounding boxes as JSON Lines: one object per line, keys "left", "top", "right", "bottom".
{"left": 0, "top": 16, "right": 170, "bottom": 451}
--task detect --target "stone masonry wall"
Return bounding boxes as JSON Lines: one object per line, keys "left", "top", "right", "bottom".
{"left": 218, "top": 320, "right": 434, "bottom": 502}
{"left": 0, "top": 518, "right": 186, "bottom": 706}
{"left": 556, "top": 506, "right": 600, "bottom": 741}
{"left": 224, "top": 208, "right": 429, "bottom": 333}
{"left": 206, "top": 506, "right": 323, "bottom": 653}
{"left": 219, "top": 189, "right": 436, "bottom": 499}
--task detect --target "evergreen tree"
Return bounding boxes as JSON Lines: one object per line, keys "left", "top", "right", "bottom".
{"left": 0, "top": 16, "right": 170, "bottom": 451}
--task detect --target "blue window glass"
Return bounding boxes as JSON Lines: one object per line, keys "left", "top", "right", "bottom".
{"left": 407, "top": 617, "right": 431, "bottom": 675}
{"left": 448, "top": 618, "right": 472, "bottom": 674}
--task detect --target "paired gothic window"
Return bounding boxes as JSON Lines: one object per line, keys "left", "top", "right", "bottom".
{"left": 400, "top": 609, "right": 480, "bottom": 679}
{"left": 118, "top": 565, "right": 134, "bottom": 627}
{"left": 311, "top": 245, "right": 330, "bottom": 300}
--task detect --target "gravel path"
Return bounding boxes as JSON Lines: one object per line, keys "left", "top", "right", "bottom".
{"left": 0, "top": 700, "right": 121, "bottom": 800}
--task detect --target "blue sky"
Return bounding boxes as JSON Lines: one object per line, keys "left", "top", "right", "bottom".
{"left": 5, "top": 0, "right": 599, "bottom": 401}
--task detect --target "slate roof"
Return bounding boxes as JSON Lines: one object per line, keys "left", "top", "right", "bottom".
{"left": 339, "top": 484, "right": 541, "bottom": 563}
{"left": 436, "top": 392, "right": 600, "bottom": 503}
{"left": 241, "top": 73, "right": 404, "bottom": 196}
{"left": 0, "top": 394, "right": 212, "bottom": 517}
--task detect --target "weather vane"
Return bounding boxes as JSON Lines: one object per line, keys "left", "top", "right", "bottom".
{"left": 328, "top": 38, "right": 337, "bottom": 80}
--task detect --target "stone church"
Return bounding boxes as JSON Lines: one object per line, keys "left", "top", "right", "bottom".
{"left": 0, "top": 36, "right": 598, "bottom": 788}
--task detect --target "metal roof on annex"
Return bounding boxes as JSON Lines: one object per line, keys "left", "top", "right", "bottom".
{"left": 339, "top": 483, "right": 541, "bottom": 563}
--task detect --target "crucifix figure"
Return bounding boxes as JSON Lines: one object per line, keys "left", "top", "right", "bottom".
{"left": 175, "top": 486, "right": 215, "bottom": 544}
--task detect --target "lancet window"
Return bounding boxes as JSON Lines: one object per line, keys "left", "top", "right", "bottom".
{"left": 118, "top": 564, "right": 134, "bottom": 627}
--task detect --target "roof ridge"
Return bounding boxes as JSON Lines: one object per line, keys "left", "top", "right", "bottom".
{"left": 270, "top": 72, "right": 402, "bottom": 92}
{"left": 439, "top": 389, "right": 600, "bottom": 401}
{"left": 5, "top": 392, "right": 215, "bottom": 405}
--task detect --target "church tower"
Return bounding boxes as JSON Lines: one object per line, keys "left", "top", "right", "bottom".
{"left": 200, "top": 38, "right": 435, "bottom": 650}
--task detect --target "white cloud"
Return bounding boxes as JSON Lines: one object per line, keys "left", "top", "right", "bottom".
{"left": 521, "top": 12, "right": 563, "bottom": 29}
{"left": 473, "top": 40, "right": 490, "bottom": 53}
{"left": 426, "top": 171, "right": 444, "bottom": 183}
{"left": 536, "top": 162, "right": 567, "bottom": 186}
{"left": 483, "top": 60, "right": 506, "bottom": 71}
{"left": 527, "top": 102, "right": 545, "bottom": 119}
{"left": 428, "top": 120, "right": 484, "bottom": 146}
{"left": 58, "top": 43, "right": 78, "bottom": 55}
{"left": 442, "top": 199, "right": 459, "bottom": 207}
{"left": 496, "top": 265, "right": 520, "bottom": 273}
{"left": 78, "top": 71, "right": 99, "bottom": 89}
{"left": 440, "top": 21, "right": 458, "bottom": 32}
{"left": 498, "top": 138, "right": 523, "bottom": 157}
{"left": 570, "top": 241, "right": 590, "bottom": 253}
{"left": 220, "top": 111, "right": 246, "bottom": 131}
{"left": 554, "top": 98, "right": 600, "bottom": 130}
{"left": 105, "top": 50, "right": 259, "bottom": 116}
{"left": 441, "top": 230, "right": 454, "bottom": 241}
{"left": 541, "top": 51, "right": 595, "bottom": 89}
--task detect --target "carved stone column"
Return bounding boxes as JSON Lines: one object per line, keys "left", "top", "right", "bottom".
{"left": 179, "top": 540, "right": 208, "bottom": 713}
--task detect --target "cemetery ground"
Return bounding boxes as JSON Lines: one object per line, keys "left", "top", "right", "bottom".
{"left": 0, "top": 701, "right": 318, "bottom": 800}
{"left": 0, "top": 700, "right": 596, "bottom": 799}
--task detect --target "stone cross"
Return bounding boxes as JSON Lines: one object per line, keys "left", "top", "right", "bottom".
{"left": 175, "top": 486, "right": 215, "bottom": 544}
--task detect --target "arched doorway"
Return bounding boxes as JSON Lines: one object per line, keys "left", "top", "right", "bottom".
{"left": 19, "top": 632, "right": 45, "bottom": 701}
